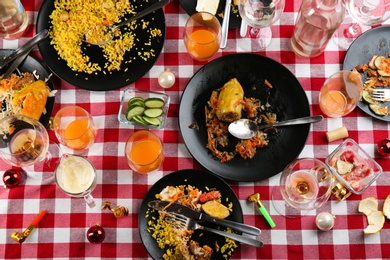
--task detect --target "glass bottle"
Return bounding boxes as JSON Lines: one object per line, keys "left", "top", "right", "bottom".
{"left": 290, "top": 0, "right": 346, "bottom": 58}
{"left": 0, "top": 0, "right": 29, "bottom": 40}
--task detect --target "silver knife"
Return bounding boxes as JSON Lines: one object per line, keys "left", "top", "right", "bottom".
{"left": 220, "top": 0, "right": 231, "bottom": 49}
{"left": 148, "top": 200, "right": 261, "bottom": 236}
{"left": 0, "top": 29, "right": 49, "bottom": 70}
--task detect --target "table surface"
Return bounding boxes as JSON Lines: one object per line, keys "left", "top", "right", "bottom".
{"left": 1, "top": 0, "right": 390, "bottom": 259}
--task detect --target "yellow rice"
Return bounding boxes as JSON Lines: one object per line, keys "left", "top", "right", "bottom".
{"left": 49, "top": 0, "right": 161, "bottom": 74}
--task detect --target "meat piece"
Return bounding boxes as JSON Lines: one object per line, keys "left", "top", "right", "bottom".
{"left": 189, "top": 240, "right": 213, "bottom": 260}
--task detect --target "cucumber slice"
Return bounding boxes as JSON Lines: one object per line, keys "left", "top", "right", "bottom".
{"left": 374, "top": 56, "right": 390, "bottom": 77}
{"left": 128, "top": 97, "right": 145, "bottom": 106}
{"left": 143, "top": 116, "right": 161, "bottom": 126}
{"left": 132, "top": 115, "right": 148, "bottom": 125}
{"left": 126, "top": 105, "right": 145, "bottom": 120}
{"left": 361, "top": 90, "right": 375, "bottom": 105}
{"left": 144, "top": 108, "right": 163, "bottom": 118}
{"left": 130, "top": 100, "right": 145, "bottom": 108}
{"left": 144, "top": 98, "right": 165, "bottom": 108}
{"left": 369, "top": 103, "right": 389, "bottom": 116}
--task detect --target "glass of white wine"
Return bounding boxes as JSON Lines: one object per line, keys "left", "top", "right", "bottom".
{"left": 237, "top": 0, "right": 285, "bottom": 51}
{"left": 271, "top": 158, "right": 334, "bottom": 218}
{"left": 0, "top": 115, "right": 61, "bottom": 174}
{"left": 333, "top": 0, "right": 390, "bottom": 50}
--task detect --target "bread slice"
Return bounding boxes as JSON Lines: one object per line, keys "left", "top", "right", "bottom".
{"left": 196, "top": 0, "right": 219, "bottom": 15}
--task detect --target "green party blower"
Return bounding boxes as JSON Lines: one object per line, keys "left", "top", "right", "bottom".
{"left": 248, "top": 193, "right": 276, "bottom": 228}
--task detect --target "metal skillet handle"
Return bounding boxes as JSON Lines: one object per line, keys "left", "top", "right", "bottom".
{"left": 200, "top": 213, "right": 261, "bottom": 236}
{"left": 0, "top": 29, "right": 49, "bottom": 70}
{"left": 202, "top": 226, "right": 263, "bottom": 247}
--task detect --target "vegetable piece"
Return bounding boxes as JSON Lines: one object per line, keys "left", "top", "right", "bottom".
{"left": 125, "top": 96, "right": 166, "bottom": 126}
{"left": 142, "top": 116, "right": 161, "bottom": 126}
{"left": 11, "top": 80, "right": 50, "bottom": 120}
{"left": 129, "top": 100, "right": 145, "bottom": 107}
{"left": 128, "top": 97, "right": 145, "bottom": 106}
{"left": 132, "top": 115, "right": 148, "bottom": 125}
{"left": 199, "top": 191, "right": 221, "bottom": 203}
{"left": 144, "top": 98, "right": 165, "bottom": 108}
{"left": 374, "top": 55, "right": 390, "bottom": 77}
{"left": 369, "top": 103, "right": 388, "bottom": 116}
{"left": 144, "top": 108, "right": 163, "bottom": 118}
{"left": 201, "top": 200, "right": 230, "bottom": 219}
{"left": 361, "top": 90, "right": 376, "bottom": 105}
{"left": 216, "top": 78, "right": 244, "bottom": 123}
{"left": 126, "top": 105, "right": 145, "bottom": 120}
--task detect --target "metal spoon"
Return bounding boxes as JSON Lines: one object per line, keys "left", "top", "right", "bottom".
{"left": 228, "top": 115, "right": 323, "bottom": 139}
{"left": 85, "top": 0, "right": 170, "bottom": 45}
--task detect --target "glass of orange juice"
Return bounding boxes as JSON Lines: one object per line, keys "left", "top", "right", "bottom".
{"left": 125, "top": 130, "right": 164, "bottom": 174}
{"left": 183, "top": 12, "right": 221, "bottom": 61}
{"left": 319, "top": 70, "right": 363, "bottom": 118}
{"left": 53, "top": 106, "right": 96, "bottom": 151}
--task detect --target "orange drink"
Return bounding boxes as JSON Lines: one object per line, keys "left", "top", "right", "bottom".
{"left": 64, "top": 119, "right": 95, "bottom": 150}
{"left": 319, "top": 90, "right": 347, "bottom": 117}
{"left": 125, "top": 130, "right": 164, "bottom": 174}
{"left": 319, "top": 71, "right": 363, "bottom": 118}
{"left": 53, "top": 106, "right": 96, "bottom": 151}
{"left": 184, "top": 12, "right": 221, "bottom": 61}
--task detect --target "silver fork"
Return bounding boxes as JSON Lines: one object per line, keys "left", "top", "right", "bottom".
{"left": 369, "top": 88, "right": 390, "bottom": 102}
{"left": 164, "top": 212, "right": 263, "bottom": 248}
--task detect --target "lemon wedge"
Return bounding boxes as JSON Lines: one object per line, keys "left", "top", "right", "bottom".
{"left": 201, "top": 200, "right": 230, "bottom": 219}
{"left": 336, "top": 159, "right": 353, "bottom": 175}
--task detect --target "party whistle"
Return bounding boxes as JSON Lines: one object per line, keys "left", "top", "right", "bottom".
{"left": 11, "top": 210, "right": 47, "bottom": 243}
{"left": 248, "top": 193, "right": 276, "bottom": 228}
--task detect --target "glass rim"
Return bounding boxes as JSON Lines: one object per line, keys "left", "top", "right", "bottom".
{"left": 284, "top": 157, "right": 334, "bottom": 201}
{"left": 125, "top": 130, "right": 163, "bottom": 166}
{"left": 53, "top": 105, "right": 94, "bottom": 141}
{"left": 54, "top": 154, "right": 97, "bottom": 196}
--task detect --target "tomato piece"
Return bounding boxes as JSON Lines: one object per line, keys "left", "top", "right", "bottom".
{"left": 340, "top": 151, "right": 355, "bottom": 163}
{"left": 199, "top": 191, "right": 221, "bottom": 203}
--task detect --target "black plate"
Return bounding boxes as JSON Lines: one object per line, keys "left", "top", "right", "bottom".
{"left": 36, "top": 0, "right": 166, "bottom": 91}
{"left": 138, "top": 169, "right": 243, "bottom": 259}
{"left": 179, "top": 53, "right": 310, "bottom": 182}
{"left": 343, "top": 26, "right": 390, "bottom": 122}
{"left": 179, "top": 0, "right": 241, "bottom": 29}
{"left": 0, "top": 49, "right": 55, "bottom": 127}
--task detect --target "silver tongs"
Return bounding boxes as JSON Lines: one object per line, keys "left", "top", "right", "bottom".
{"left": 0, "top": 29, "right": 49, "bottom": 78}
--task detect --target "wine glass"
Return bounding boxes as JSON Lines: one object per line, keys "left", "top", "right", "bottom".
{"left": 0, "top": 115, "right": 60, "bottom": 173}
{"left": 318, "top": 70, "right": 363, "bottom": 118}
{"left": 271, "top": 158, "right": 334, "bottom": 218}
{"left": 334, "top": 0, "right": 390, "bottom": 50}
{"left": 237, "top": 0, "right": 285, "bottom": 51}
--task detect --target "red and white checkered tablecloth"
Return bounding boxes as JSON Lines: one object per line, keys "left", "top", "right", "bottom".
{"left": 1, "top": 0, "right": 390, "bottom": 259}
